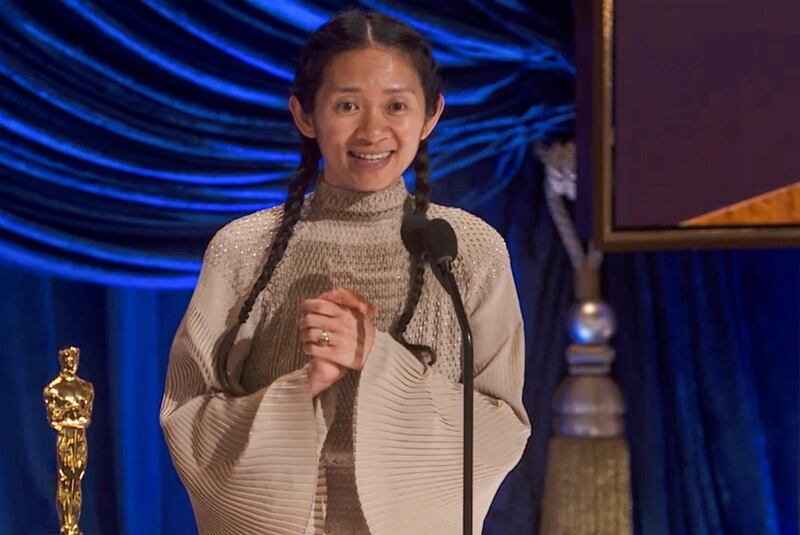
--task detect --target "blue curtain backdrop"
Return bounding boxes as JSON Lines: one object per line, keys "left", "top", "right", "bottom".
{"left": 0, "top": 1, "right": 796, "bottom": 534}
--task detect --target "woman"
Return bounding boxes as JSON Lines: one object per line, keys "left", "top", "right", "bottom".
{"left": 160, "top": 9, "right": 531, "bottom": 535}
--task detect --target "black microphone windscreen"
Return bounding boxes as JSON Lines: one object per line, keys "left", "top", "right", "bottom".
{"left": 401, "top": 212, "right": 428, "bottom": 256}
{"left": 423, "top": 218, "right": 458, "bottom": 264}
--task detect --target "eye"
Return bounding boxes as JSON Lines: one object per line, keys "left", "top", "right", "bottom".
{"left": 388, "top": 101, "right": 408, "bottom": 113}
{"left": 335, "top": 101, "right": 359, "bottom": 113}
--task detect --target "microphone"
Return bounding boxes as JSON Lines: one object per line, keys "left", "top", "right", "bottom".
{"left": 423, "top": 218, "right": 458, "bottom": 270}
{"left": 422, "top": 218, "right": 475, "bottom": 535}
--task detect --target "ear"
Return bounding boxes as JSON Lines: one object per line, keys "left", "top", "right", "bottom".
{"left": 289, "top": 95, "right": 316, "bottom": 138}
{"left": 421, "top": 94, "right": 445, "bottom": 140}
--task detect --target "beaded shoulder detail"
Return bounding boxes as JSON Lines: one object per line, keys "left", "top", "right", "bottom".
{"left": 203, "top": 205, "right": 285, "bottom": 289}
{"left": 427, "top": 204, "right": 510, "bottom": 306}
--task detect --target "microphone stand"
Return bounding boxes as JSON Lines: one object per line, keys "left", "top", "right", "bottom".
{"left": 432, "top": 258, "right": 474, "bottom": 535}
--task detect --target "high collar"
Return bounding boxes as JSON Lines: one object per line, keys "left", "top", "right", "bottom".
{"left": 309, "top": 178, "right": 410, "bottom": 221}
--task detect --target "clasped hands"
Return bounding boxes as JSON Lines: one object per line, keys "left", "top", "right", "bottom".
{"left": 298, "top": 288, "right": 377, "bottom": 397}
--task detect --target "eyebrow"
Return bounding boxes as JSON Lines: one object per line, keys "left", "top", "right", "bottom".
{"left": 332, "top": 86, "right": 417, "bottom": 94}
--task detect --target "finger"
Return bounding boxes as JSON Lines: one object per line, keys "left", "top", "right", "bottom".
{"left": 322, "top": 287, "right": 372, "bottom": 308}
{"left": 298, "top": 313, "right": 340, "bottom": 333}
{"left": 302, "top": 342, "right": 337, "bottom": 360}
{"left": 301, "top": 298, "right": 344, "bottom": 318}
{"left": 308, "top": 356, "right": 346, "bottom": 383}
{"left": 307, "top": 353, "right": 342, "bottom": 369}
{"left": 304, "top": 343, "right": 356, "bottom": 370}
{"left": 300, "top": 327, "right": 336, "bottom": 345}
{"left": 320, "top": 288, "right": 377, "bottom": 317}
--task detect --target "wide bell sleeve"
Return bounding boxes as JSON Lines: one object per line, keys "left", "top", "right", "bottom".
{"left": 159, "top": 226, "right": 331, "bottom": 535}
{"left": 353, "top": 243, "right": 532, "bottom": 535}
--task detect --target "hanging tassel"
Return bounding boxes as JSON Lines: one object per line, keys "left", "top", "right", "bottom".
{"left": 537, "top": 142, "right": 632, "bottom": 534}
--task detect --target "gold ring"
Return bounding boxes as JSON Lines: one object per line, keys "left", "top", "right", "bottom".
{"left": 317, "top": 329, "right": 331, "bottom": 347}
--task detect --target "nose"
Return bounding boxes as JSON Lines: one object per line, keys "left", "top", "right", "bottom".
{"left": 356, "top": 107, "right": 389, "bottom": 144}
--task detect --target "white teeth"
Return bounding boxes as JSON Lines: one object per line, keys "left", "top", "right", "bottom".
{"left": 350, "top": 151, "right": 391, "bottom": 161}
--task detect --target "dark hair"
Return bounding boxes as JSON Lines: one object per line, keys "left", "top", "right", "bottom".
{"left": 218, "top": 9, "right": 442, "bottom": 389}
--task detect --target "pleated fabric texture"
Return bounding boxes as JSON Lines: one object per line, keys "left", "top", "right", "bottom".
{"left": 159, "top": 179, "right": 531, "bottom": 534}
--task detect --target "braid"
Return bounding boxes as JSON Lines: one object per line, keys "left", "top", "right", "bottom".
{"left": 216, "top": 137, "right": 319, "bottom": 390}
{"left": 392, "top": 140, "right": 436, "bottom": 365}
{"left": 412, "top": 140, "right": 431, "bottom": 214}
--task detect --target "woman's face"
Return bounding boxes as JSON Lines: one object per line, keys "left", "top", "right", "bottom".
{"left": 290, "top": 45, "right": 443, "bottom": 191}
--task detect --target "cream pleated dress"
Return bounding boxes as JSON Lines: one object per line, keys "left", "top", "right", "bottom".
{"left": 160, "top": 179, "right": 531, "bottom": 534}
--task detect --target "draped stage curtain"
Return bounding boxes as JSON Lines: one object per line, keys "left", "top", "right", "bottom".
{"left": 0, "top": 1, "right": 796, "bottom": 534}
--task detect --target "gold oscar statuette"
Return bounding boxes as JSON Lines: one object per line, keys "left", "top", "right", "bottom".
{"left": 44, "top": 347, "right": 94, "bottom": 535}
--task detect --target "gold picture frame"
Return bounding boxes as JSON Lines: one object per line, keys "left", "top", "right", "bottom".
{"left": 576, "top": 0, "right": 800, "bottom": 250}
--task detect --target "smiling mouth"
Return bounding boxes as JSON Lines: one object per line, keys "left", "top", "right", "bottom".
{"left": 348, "top": 150, "right": 394, "bottom": 161}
